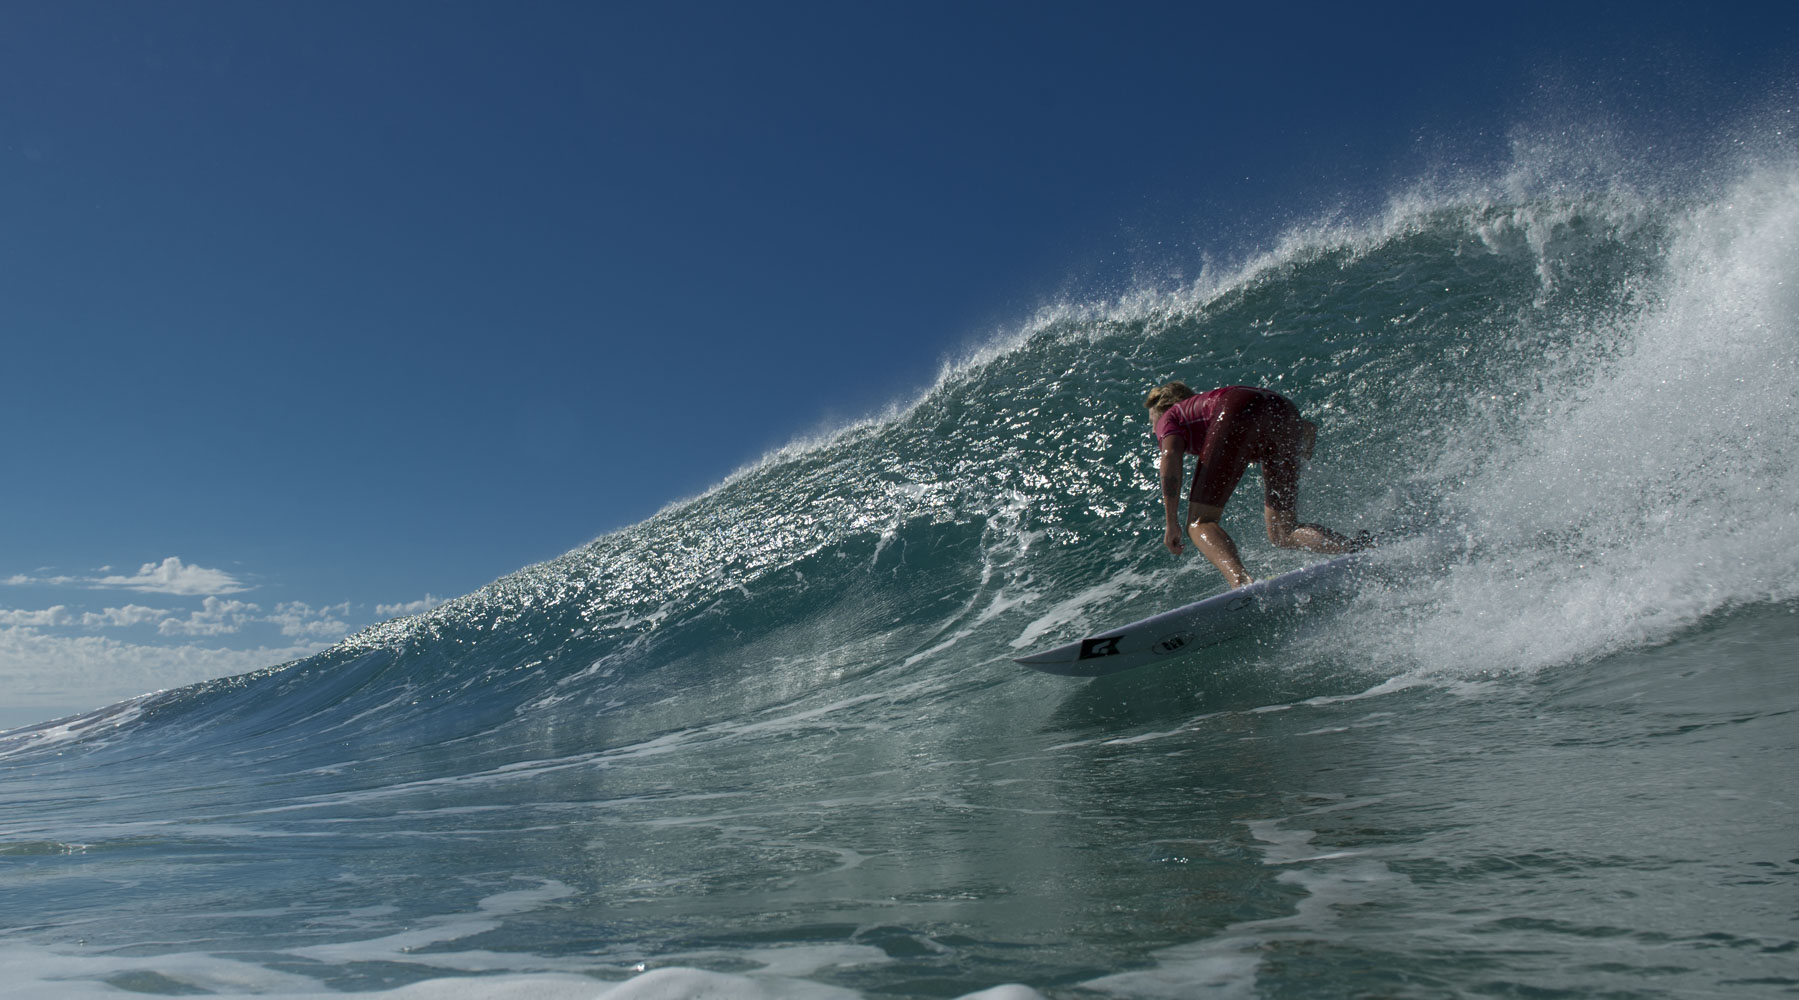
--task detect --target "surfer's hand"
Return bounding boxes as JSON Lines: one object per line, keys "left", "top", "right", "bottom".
{"left": 1164, "top": 526, "right": 1185, "bottom": 555}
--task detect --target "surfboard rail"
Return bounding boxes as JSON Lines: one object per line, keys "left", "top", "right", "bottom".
{"left": 1013, "top": 551, "right": 1368, "bottom": 676}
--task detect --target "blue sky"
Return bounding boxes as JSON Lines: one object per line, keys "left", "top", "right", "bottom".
{"left": 2, "top": 1, "right": 1792, "bottom": 725}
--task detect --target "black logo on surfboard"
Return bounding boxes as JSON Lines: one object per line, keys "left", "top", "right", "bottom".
{"left": 1078, "top": 636, "right": 1123, "bottom": 659}
{"left": 1152, "top": 632, "right": 1195, "bottom": 655}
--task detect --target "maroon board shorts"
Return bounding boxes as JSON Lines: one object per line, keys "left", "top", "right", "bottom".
{"left": 1158, "top": 386, "right": 1305, "bottom": 511}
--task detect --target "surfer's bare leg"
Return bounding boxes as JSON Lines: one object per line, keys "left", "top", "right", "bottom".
{"left": 1187, "top": 503, "right": 1255, "bottom": 588}
{"left": 1265, "top": 506, "right": 1358, "bottom": 554}
{"left": 1260, "top": 447, "right": 1369, "bottom": 553}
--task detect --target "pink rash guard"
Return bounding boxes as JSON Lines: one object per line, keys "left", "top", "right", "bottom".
{"left": 1154, "top": 386, "right": 1305, "bottom": 510}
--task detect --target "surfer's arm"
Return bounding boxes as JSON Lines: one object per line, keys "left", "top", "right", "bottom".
{"left": 1158, "top": 436, "right": 1187, "bottom": 555}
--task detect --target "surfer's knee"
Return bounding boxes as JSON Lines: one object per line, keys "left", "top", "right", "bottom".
{"left": 1187, "top": 502, "right": 1225, "bottom": 528}
{"left": 1186, "top": 505, "right": 1226, "bottom": 549}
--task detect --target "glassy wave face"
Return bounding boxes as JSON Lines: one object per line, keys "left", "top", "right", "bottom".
{"left": 5, "top": 155, "right": 1797, "bottom": 999}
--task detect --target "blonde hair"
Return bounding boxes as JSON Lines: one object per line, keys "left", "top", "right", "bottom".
{"left": 1144, "top": 381, "right": 1195, "bottom": 414}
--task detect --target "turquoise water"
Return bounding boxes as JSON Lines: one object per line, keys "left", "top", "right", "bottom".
{"left": 3, "top": 145, "right": 1797, "bottom": 998}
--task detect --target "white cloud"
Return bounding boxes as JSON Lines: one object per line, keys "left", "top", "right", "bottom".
{"left": 1, "top": 595, "right": 366, "bottom": 643}
{"left": 157, "top": 597, "right": 262, "bottom": 637}
{"left": 5, "top": 557, "right": 251, "bottom": 596}
{"left": 95, "top": 557, "right": 250, "bottom": 596}
{"left": 0, "top": 560, "right": 465, "bottom": 725}
{"left": 268, "top": 601, "right": 354, "bottom": 641}
{"left": 376, "top": 594, "right": 447, "bottom": 618}
{"left": 0, "top": 625, "right": 326, "bottom": 718}
{"left": 4, "top": 573, "right": 80, "bottom": 588}
{"left": 79, "top": 605, "right": 164, "bottom": 628}
{"left": 2, "top": 604, "right": 189, "bottom": 630}
{"left": 0, "top": 606, "right": 71, "bottom": 627}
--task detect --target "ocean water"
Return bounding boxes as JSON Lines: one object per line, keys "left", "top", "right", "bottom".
{"left": 4, "top": 141, "right": 1797, "bottom": 998}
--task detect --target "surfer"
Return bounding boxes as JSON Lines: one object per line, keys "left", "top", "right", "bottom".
{"left": 1146, "top": 382, "right": 1367, "bottom": 587}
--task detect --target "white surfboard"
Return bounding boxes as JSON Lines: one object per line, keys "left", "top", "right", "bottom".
{"left": 1014, "top": 552, "right": 1368, "bottom": 676}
